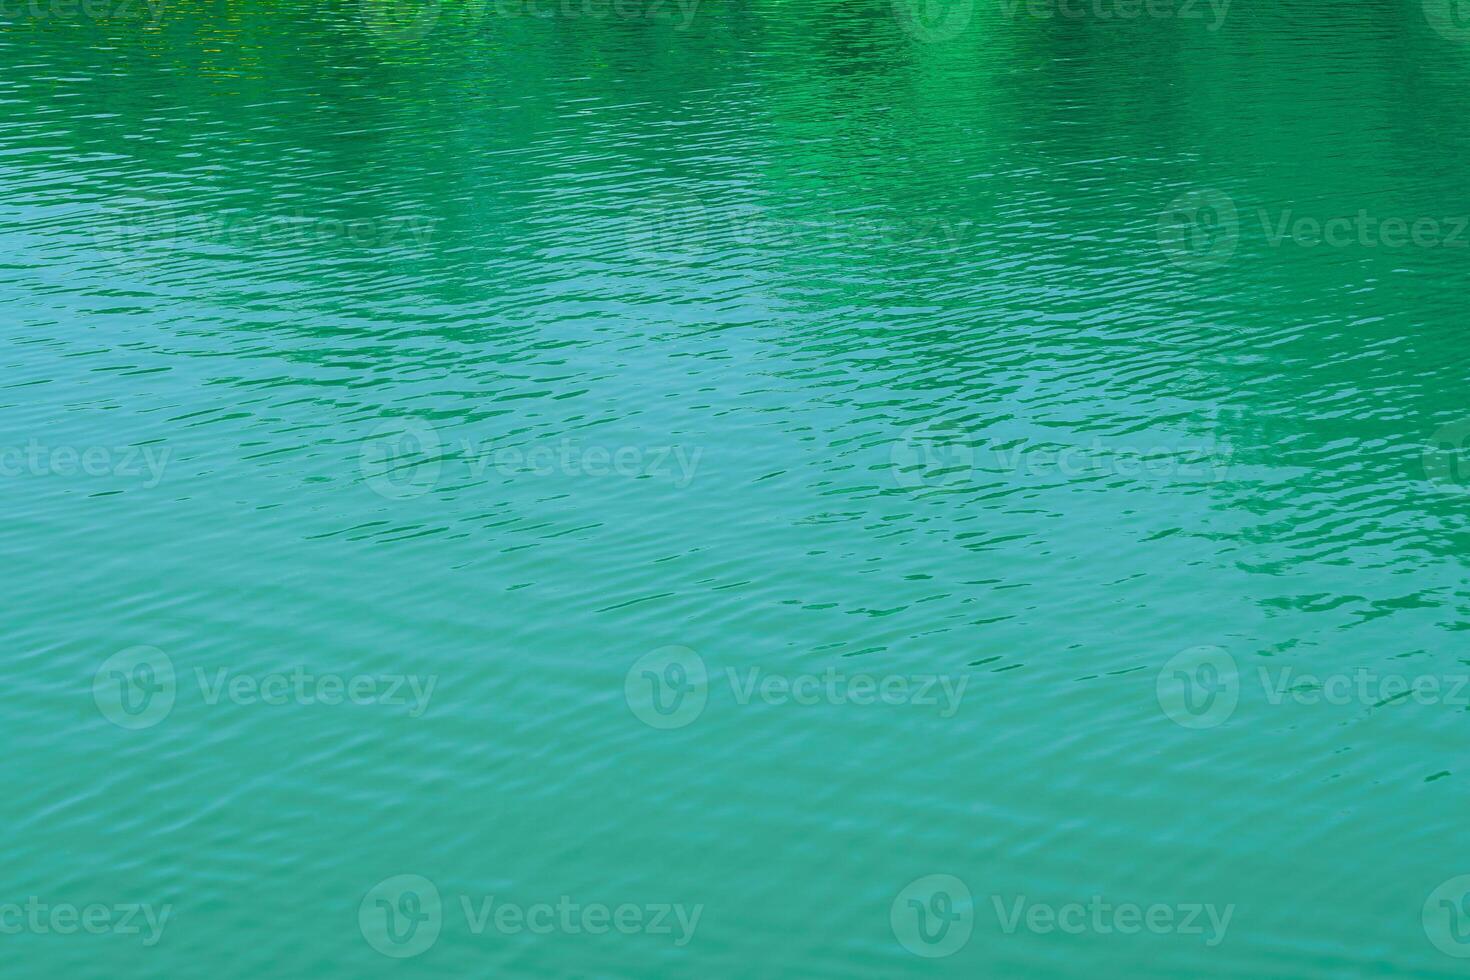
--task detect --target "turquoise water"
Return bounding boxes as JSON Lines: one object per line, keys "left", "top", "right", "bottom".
{"left": 5, "top": 0, "right": 1470, "bottom": 975}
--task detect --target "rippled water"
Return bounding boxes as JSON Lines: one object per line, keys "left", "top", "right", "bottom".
{"left": 4, "top": 0, "right": 1470, "bottom": 974}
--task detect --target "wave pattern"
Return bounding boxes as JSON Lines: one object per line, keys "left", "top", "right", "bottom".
{"left": 2, "top": 0, "right": 1470, "bottom": 975}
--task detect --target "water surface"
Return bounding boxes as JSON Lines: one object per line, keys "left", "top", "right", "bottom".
{"left": 4, "top": 0, "right": 1470, "bottom": 974}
